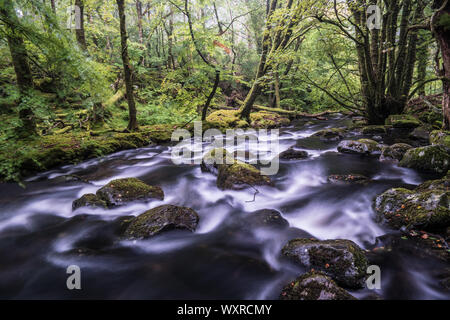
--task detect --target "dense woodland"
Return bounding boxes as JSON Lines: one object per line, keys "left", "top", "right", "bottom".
{"left": 0, "top": 0, "right": 449, "bottom": 181}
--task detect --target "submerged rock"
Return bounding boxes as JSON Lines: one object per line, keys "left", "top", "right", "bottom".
{"left": 281, "top": 238, "right": 368, "bottom": 288}
{"left": 72, "top": 193, "right": 107, "bottom": 210}
{"left": 337, "top": 139, "right": 382, "bottom": 155}
{"left": 385, "top": 114, "right": 421, "bottom": 129}
{"left": 379, "top": 143, "right": 412, "bottom": 162}
{"left": 279, "top": 147, "right": 309, "bottom": 160}
{"left": 312, "top": 128, "right": 346, "bottom": 141}
{"left": 327, "top": 174, "right": 369, "bottom": 184}
{"left": 217, "top": 161, "right": 272, "bottom": 190}
{"left": 399, "top": 145, "right": 449, "bottom": 174}
{"left": 96, "top": 178, "right": 164, "bottom": 206}
{"left": 123, "top": 205, "right": 199, "bottom": 239}
{"left": 280, "top": 272, "right": 356, "bottom": 300}
{"left": 374, "top": 179, "right": 450, "bottom": 231}
{"left": 241, "top": 209, "right": 289, "bottom": 229}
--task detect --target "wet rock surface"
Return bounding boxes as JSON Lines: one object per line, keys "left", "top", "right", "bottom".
{"left": 399, "top": 145, "right": 449, "bottom": 174}
{"left": 337, "top": 139, "right": 382, "bottom": 155}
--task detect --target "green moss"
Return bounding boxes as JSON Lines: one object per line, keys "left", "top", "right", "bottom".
{"left": 361, "top": 125, "right": 387, "bottom": 134}
{"left": 249, "top": 111, "right": 290, "bottom": 129}
{"left": 217, "top": 160, "right": 272, "bottom": 190}
{"left": 399, "top": 145, "right": 449, "bottom": 174}
{"left": 430, "top": 130, "right": 450, "bottom": 149}
{"left": 206, "top": 110, "right": 249, "bottom": 131}
{"left": 385, "top": 114, "right": 421, "bottom": 128}
{"left": 72, "top": 193, "right": 107, "bottom": 210}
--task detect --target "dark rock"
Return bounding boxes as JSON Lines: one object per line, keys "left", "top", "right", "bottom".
{"left": 123, "top": 205, "right": 199, "bottom": 239}
{"left": 337, "top": 139, "right": 382, "bottom": 155}
{"left": 312, "top": 128, "right": 346, "bottom": 141}
{"left": 280, "top": 272, "right": 357, "bottom": 300}
{"left": 241, "top": 209, "right": 289, "bottom": 229}
{"left": 361, "top": 125, "right": 387, "bottom": 134}
{"left": 280, "top": 147, "right": 309, "bottom": 160}
{"left": 379, "top": 143, "right": 412, "bottom": 162}
{"left": 385, "top": 114, "right": 421, "bottom": 129}
{"left": 409, "top": 126, "right": 430, "bottom": 141}
{"left": 200, "top": 148, "right": 234, "bottom": 175}
{"left": 327, "top": 174, "right": 369, "bottom": 184}
{"left": 281, "top": 238, "right": 368, "bottom": 288}
{"left": 217, "top": 161, "right": 272, "bottom": 190}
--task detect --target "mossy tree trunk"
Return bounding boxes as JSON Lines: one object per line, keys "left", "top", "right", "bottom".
{"left": 117, "top": 0, "right": 138, "bottom": 131}
{"left": 0, "top": 0, "right": 36, "bottom": 135}
{"left": 432, "top": 0, "right": 450, "bottom": 130}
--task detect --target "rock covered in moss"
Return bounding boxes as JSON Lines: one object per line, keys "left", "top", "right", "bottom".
{"left": 200, "top": 148, "right": 235, "bottom": 175}
{"left": 379, "top": 143, "right": 412, "bottom": 162}
{"left": 279, "top": 147, "right": 309, "bottom": 160}
{"left": 337, "top": 139, "right": 382, "bottom": 155}
{"left": 374, "top": 182, "right": 450, "bottom": 231}
{"left": 430, "top": 130, "right": 450, "bottom": 149}
{"left": 281, "top": 238, "right": 368, "bottom": 288}
{"left": 280, "top": 272, "right": 357, "bottom": 300}
{"left": 249, "top": 111, "right": 290, "bottom": 129}
{"left": 312, "top": 128, "right": 346, "bottom": 141}
{"left": 327, "top": 174, "right": 369, "bottom": 184}
{"left": 361, "top": 125, "right": 388, "bottom": 134}
{"left": 72, "top": 193, "right": 107, "bottom": 210}
{"left": 96, "top": 177, "right": 164, "bottom": 206}
{"left": 242, "top": 209, "right": 289, "bottom": 229}
{"left": 385, "top": 114, "right": 421, "bottom": 128}
{"left": 409, "top": 126, "right": 430, "bottom": 141}
{"left": 217, "top": 161, "right": 272, "bottom": 190}
{"left": 123, "top": 205, "right": 199, "bottom": 239}
{"left": 205, "top": 110, "right": 249, "bottom": 130}
{"left": 399, "top": 145, "right": 449, "bottom": 174}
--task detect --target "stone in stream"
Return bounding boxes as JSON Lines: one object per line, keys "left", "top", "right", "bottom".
{"left": 279, "top": 271, "right": 357, "bottom": 300}
{"left": 312, "top": 128, "right": 346, "bottom": 141}
{"left": 123, "top": 204, "right": 199, "bottom": 239}
{"left": 241, "top": 209, "right": 289, "bottom": 229}
{"left": 374, "top": 176, "right": 450, "bottom": 231}
{"left": 430, "top": 130, "right": 450, "bottom": 149}
{"left": 409, "top": 126, "right": 430, "bottom": 142}
{"left": 385, "top": 114, "right": 421, "bottom": 129}
{"left": 379, "top": 143, "right": 412, "bottom": 162}
{"left": 337, "top": 139, "right": 382, "bottom": 155}
{"left": 72, "top": 193, "right": 108, "bottom": 210}
{"left": 279, "top": 147, "right": 309, "bottom": 160}
{"left": 361, "top": 125, "right": 388, "bottom": 135}
{"left": 96, "top": 177, "right": 164, "bottom": 206}
{"left": 327, "top": 174, "right": 370, "bottom": 184}
{"left": 200, "top": 148, "right": 234, "bottom": 175}
{"left": 281, "top": 239, "right": 368, "bottom": 288}
{"left": 217, "top": 161, "right": 272, "bottom": 190}
{"left": 399, "top": 145, "right": 449, "bottom": 174}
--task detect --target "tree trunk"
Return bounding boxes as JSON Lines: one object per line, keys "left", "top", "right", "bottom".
{"left": 75, "top": 0, "right": 87, "bottom": 50}
{"left": 136, "top": 0, "right": 145, "bottom": 65}
{"left": 117, "top": 0, "right": 138, "bottom": 131}
{"left": 0, "top": 0, "right": 36, "bottom": 135}
{"left": 432, "top": 0, "right": 450, "bottom": 130}
{"left": 50, "top": 0, "right": 56, "bottom": 13}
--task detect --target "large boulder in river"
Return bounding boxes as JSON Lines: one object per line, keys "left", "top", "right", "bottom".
{"left": 312, "top": 128, "right": 346, "bottom": 141}
{"left": 280, "top": 272, "right": 356, "bottom": 300}
{"left": 374, "top": 179, "right": 450, "bottom": 231}
{"left": 241, "top": 209, "right": 289, "bottom": 229}
{"left": 385, "top": 114, "right": 421, "bottom": 129}
{"left": 281, "top": 239, "right": 368, "bottom": 288}
{"left": 200, "top": 148, "right": 234, "bottom": 175}
{"left": 379, "top": 143, "right": 412, "bottom": 162}
{"left": 361, "top": 125, "right": 388, "bottom": 134}
{"left": 337, "top": 139, "right": 382, "bottom": 155}
{"left": 279, "top": 147, "right": 309, "bottom": 160}
{"left": 399, "top": 145, "right": 449, "bottom": 174}
{"left": 72, "top": 193, "right": 107, "bottom": 210}
{"left": 96, "top": 178, "right": 164, "bottom": 206}
{"left": 217, "top": 161, "right": 272, "bottom": 190}
{"left": 123, "top": 205, "right": 199, "bottom": 239}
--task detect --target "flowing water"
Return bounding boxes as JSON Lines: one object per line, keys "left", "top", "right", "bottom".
{"left": 0, "top": 115, "right": 448, "bottom": 299}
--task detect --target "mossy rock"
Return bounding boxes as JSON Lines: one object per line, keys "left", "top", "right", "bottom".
{"left": 337, "top": 139, "right": 382, "bottom": 155}
{"left": 361, "top": 125, "right": 387, "bottom": 134}
{"left": 279, "top": 147, "right": 309, "bottom": 160}
{"left": 241, "top": 209, "right": 289, "bottom": 229}
{"left": 96, "top": 177, "right": 164, "bottom": 206}
{"left": 312, "top": 128, "right": 346, "bottom": 141}
{"left": 217, "top": 160, "right": 272, "bottom": 190}
{"left": 281, "top": 238, "right": 368, "bottom": 288}
{"left": 200, "top": 148, "right": 235, "bottom": 175}
{"left": 385, "top": 114, "right": 421, "bottom": 128}
{"left": 72, "top": 193, "right": 107, "bottom": 210}
{"left": 280, "top": 271, "right": 357, "bottom": 300}
{"left": 205, "top": 110, "right": 249, "bottom": 130}
{"left": 399, "top": 145, "right": 449, "bottom": 174}
{"left": 123, "top": 204, "right": 199, "bottom": 239}
{"left": 142, "top": 124, "right": 177, "bottom": 143}
{"left": 249, "top": 111, "right": 290, "bottom": 129}
{"left": 379, "top": 143, "right": 412, "bottom": 162}
{"left": 374, "top": 186, "right": 450, "bottom": 231}
{"left": 430, "top": 130, "right": 450, "bottom": 149}
{"left": 408, "top": 126, "right": 430, "bottom": 141}
{"left": 327, "top": 174, "right": 369, "bottom": 184}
